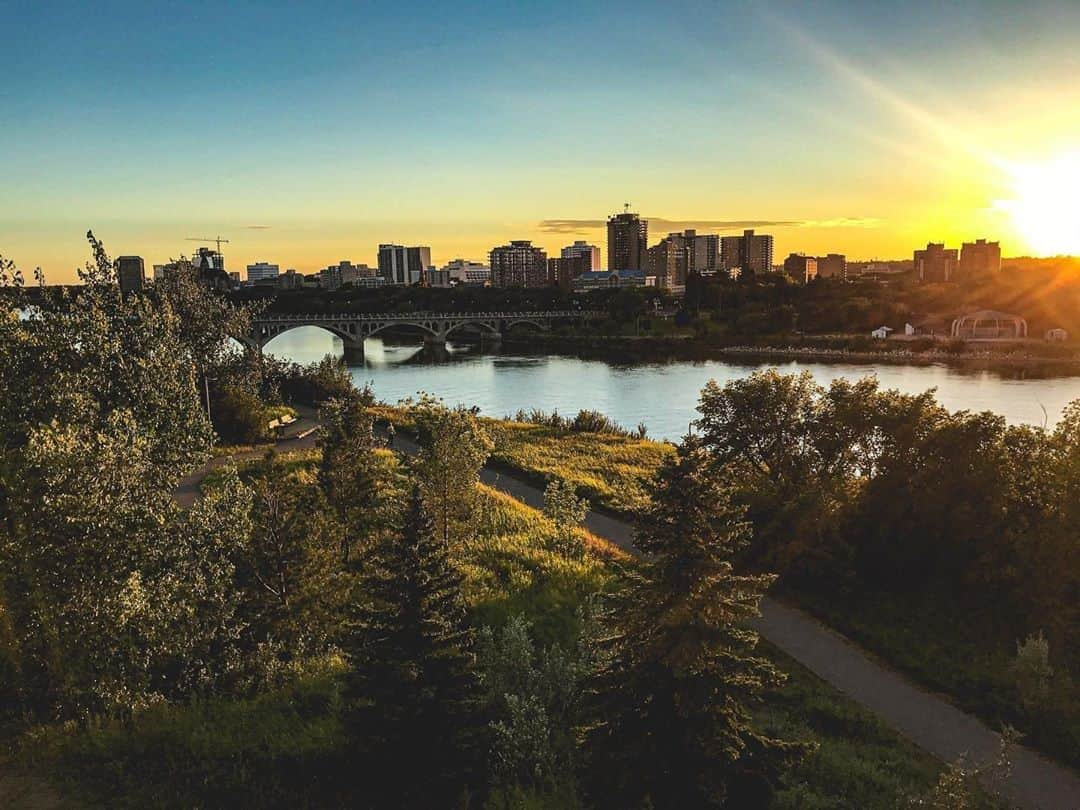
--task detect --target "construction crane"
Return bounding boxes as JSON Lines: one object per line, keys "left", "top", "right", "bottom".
{"left": 186, "top": 236, "right": 231, "bottom": 253}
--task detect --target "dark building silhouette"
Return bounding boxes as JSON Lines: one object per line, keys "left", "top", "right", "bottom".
{"left": 783, "top": 253, "right": 817, "bottom": 284}
{"left": 959, "top": 239, "right": 1001, "bottom": 280}
{"left": 117, "top": 255, "right": 145, "bottom": 294}
{"left": 548, "top": 255, "right": 591, "bottom": 290}
{"left": 607, "top": 210, "right": 648, "bottom": 271}
{"left": 914, "top": 242, "right": 958, "bottom": 283}
{"left": 378, "top": 244, "right": 432, "bottom": 285}
{"left": 720, "top": 229, "right": 774, "bottom": 274}
{"left": 490, "top": 240, "right": 548, "bottom": 288}
{"left": 816, "top": 253, "right": 847, "bottom": 280}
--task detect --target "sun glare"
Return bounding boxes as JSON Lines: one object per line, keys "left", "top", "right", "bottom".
{"left": 998, "top": 152, "right": 1080, "bottom": 256}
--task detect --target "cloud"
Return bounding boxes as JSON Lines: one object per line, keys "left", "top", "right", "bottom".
{"left": 242, "top": 225, "right": 272, "bottom": 230}
{"left": 537, "top": 217, "right": 878, "bottom": 235}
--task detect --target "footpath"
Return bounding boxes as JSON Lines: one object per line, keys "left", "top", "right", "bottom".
{"left": 174, "top": 418, "right": 1080, "bottom": 810}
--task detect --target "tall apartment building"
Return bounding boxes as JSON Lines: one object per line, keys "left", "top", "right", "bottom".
{"left": 560, "top": 240, "right": 601, "bottom": 271}
{"left": 246, "top": 261, "right": 280, "bottom": 283}
{"left": 783, "top": 253, "right": 817, "bottom": 284}
{"left": 816, "top": 253, "right": 847, "bottom": 280}
{"left": 548, "top": 255, "right": 591, "bottom": 290}
{"left": 914, "top": 242, "right": 958, "bottom": 283}
{"left": 489, "top": 240, "right": 548, "bottom": 288}
{"left": 646, "top": 239, "right": 684, "bottom": 289}
{"left": 958, "top": 239, "right": 1001, "bottom": 280}
{"left": 117, "top": 256, "right": 145, "bottom": 294}
{"left": 442, "top": 259, "right": 491, "bottom": 286}
{"left": 607, "top": 210, "right": 648, "bottom": 271}
{"left": 670, "top": 229, "right": 720, "bottom": 273}
{"left": 720, "top": 229, "right": 774, "bottom": 275}
{"left": 378, "top": 244, "right": 432, "bottom": 285}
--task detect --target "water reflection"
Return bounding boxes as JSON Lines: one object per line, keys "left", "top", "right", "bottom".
{"left": 261, "top": 327, "right": 1080, "bottom": 440}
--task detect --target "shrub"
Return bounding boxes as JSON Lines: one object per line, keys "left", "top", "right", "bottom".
{"left": 1011, "top": 631, "right": 1054, "bottom": 710}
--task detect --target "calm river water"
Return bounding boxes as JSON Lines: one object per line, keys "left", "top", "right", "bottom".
{"left": 264, "top": 327, "right": 1080, "bottom": 441}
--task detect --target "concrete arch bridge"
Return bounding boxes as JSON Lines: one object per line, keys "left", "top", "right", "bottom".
{"left": 245, "top": 310, "right": 606, "bottom": 360}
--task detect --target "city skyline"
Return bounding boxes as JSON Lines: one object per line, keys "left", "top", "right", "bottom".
{"left": 5, "top": 0, "right": 1080, "bottom": 281}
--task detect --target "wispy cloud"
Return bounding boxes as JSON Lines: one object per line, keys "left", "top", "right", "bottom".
{"left": 537, "top": 217, "right": 878, "bottom": 235}
{"left": 242, "top": 225, "right": 272, "bottom": 230}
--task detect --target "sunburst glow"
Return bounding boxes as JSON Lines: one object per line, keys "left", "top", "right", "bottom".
{"left": 998, "top": 152, "right": 1080, "bottom": 256}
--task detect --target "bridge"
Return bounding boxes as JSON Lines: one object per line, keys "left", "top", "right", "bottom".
{"left": 244, "top": 310, "right": 607, "bottom": 360}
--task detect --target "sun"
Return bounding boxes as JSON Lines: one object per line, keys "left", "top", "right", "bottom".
{"left": 997, "top": 152, "right": 1080, "bottom": 256}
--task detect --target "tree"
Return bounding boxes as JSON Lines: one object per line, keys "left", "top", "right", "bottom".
{"left": 410, "top": 396, "right": 494, "bottom": 548}
{"left": 584, "top": 439, "right": 803, "bottom": 808}
{"left": 343, "top": 488, "right": 481, "bottom": 807}
{"left": 477, "top": 614, "right": 588, "bottom": 805}
{"left": 543, "top": 478, "right": 588, "bottom": 559}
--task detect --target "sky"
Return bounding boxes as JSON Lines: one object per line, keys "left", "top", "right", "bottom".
{"left": 3, "top": 0, "right": 1080, "bottom": 282}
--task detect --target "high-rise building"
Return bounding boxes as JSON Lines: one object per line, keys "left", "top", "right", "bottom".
{"left": 277, "top": 269, "right": 305, "bottom": 290}
{"left": 116, "top": 256, "right": 145, "bottom": 294}
{"left": 667, "top": 229, "right": 720, "bottom": 273}
{"left": 720, "top": 229, "right": 774, "bottom": 275}
{"left": 959, "top": 239, "right": 1001, "bottom": 280}
{"left": 442, "top": 259, "right": 491, "bottom": 286}
{"left": 914, "top": 242, "right": 958, "bottom": 283}
{"left": 489, "top": 240, "right": 548, "bottom": 288}
{"left": 560, "top": 240, "right": 601, "bottom": 271}
{"left": 784, "top": 253, "right": 817, "bottom": 284}
{"left": 378, "top": 244, "right": 432, "bottom": 285}
{"left": 816, "top": 253, "right": 847, "bottom": 280}
{"left": 646, "top": 239, "right": 684, "bottom": 289}
{"left": 246, "top": 261, "right": 280, "bottom": 283}
{"left": 607, "top": 210, "right": 648, "bottom": 271}
{"left": 548, "top": 255, "right": 591, "bottom": 290}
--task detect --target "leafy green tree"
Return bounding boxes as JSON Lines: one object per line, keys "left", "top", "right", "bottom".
{"left": 242, "top": 453, "right": 350, "bottom": 657}
{"left": 584, "top": 439, "right": 802, "bottom": 808}
{"left": 477, "top": 614, "right": 588, "bottom": 806}
{"left": 343, "top": 488, "right": 481, "bottom": 807}
{"left": 543, "top": 478, "right": 588, "bottom": 559}
{"left": 410, "top": 396, "right": 494, "bottom": 548}
{"left": 317, "top": 388, "right": 387, "bottom": 563}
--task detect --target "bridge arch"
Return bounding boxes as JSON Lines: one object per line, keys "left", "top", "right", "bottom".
{"left": 443, "top": 320, "right": 501, "bottom": 340}
{"left": 504, "top": 318, "right": 548, "bottom": 333}
{"left": 366, "top": 321, "right": 440, "bottom": 340}
{"left": 257, "top": 322, "right": 361, "bottom": 350}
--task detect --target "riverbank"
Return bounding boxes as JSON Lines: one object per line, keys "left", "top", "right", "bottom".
{"left": 494, "top": 331, "right": 1080, "bottom": 374}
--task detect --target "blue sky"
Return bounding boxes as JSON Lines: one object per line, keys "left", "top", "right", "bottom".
{"left": 4, "top": 0, "right": 1080, "bottom": 279}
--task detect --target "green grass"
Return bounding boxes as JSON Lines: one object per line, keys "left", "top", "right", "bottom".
{"left": 789, "top": 587, "right": 1080, "bottom": 773}
{"left": 23, "top": 444, "right": 986, "bottom": 808}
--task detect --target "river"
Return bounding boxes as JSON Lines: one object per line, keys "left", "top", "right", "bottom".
{"left": 263, "top": 327, "right": 1080, "bottom": 441}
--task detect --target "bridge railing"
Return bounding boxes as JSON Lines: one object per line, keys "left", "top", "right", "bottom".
{"left": 253, "top": 310, "right": 608, "bottom": 322}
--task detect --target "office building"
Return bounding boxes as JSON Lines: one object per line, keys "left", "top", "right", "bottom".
{"left": 914, "top": 242, "right": 958, "bottom": 283}
{"left": 320, "top": 260, "right": 375, "bottom": 290}
{"left": 607, "top": 210, "right": 648, "bottom": 271}
{"left": 378, "top": 244, "right": 432, "bottom": 285}
{"left": 784, "top": 253, "right": 818, "bottom": 284}
{"left": 489, "top": 240, "right": 548, "bottom": 288}
{"left": 442, "top": 259, "right": 491, "bottom": 286}
{"left": 816, "top": 253, "right": 847, "bottom": 280}
{"left": 560, "top": 240, "right": 601, "bottom": 271}
{"left": 548, "top": 255, "right": 591, "bottom": 290}
{"left": 668, "top": 229, "right": 720, "bottom": 273}
{"left": 720, "top": 229, "right": 774, "bottom": 274}
{"left": 246, "top": 261, "right": 280, "bottom": 283}
{"left": 959, "top": 239, "right": 1001, "bottom": 280}
{"left": 117, "top": 256, "right": 145, "bottom": 294}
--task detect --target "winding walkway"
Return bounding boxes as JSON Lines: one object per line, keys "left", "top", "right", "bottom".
{"left": 176, "top": 422, "right": 1080, "bottom": 810}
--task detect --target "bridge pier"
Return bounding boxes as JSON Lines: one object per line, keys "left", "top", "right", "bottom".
{"left": 342, "top": 339, "right": 365, "bottom": 364}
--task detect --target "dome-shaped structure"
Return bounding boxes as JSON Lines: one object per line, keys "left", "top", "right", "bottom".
{"left": 951, "top": 309, "right": 1027, "bottom": 339}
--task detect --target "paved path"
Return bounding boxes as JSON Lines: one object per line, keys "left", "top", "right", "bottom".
{"left": 176, "top": 418, "right": 1080, "bottom": 810}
